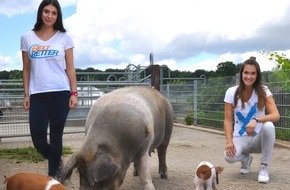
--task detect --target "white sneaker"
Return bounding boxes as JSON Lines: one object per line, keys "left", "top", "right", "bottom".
{"left": 240, "top": 155, "right": 253, "bottom": 174}
{"left": 258, "top": 164, "right": 269, "bottom": 183}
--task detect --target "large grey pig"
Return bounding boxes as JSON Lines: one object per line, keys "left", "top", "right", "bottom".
{"left": 61, "top": 86, "right": 173, "bottom": 190}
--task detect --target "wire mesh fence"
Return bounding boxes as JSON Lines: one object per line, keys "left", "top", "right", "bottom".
{"left": 163, "top": 71, "right": 290, "bottom": 132}
{"left": 0, "top": 70, "right": 289, "bottom": 142}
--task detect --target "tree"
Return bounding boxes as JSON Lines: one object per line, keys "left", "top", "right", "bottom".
{"left": 264, "top": 51, "right": 290, "bottom": 131}
{"left": 0, "top": 71, "right": 10, "bottom": 79}
{"left": 9, "top": 70, "right": 22, "bottom": 80}
{"left": 268, "top": 52, "right": 290, "bottom": 91}
{"left": 191, "top": 69, "right": 207, "bottom": 78}
{"left": 216, "top": 61, "right": 237, "bottom": 77}
{"left": 268, "top": 52, "right": 290, "bottom": 70}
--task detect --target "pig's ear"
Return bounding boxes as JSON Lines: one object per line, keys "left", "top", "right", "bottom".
{"left": 61, "top": 153, "right": 80, "bottom": 183}
{"left": 87, "top": 153, "right": 119, "bottom": 186}
{"left": 215, "top": 166, "right": 224, "bottom": 174}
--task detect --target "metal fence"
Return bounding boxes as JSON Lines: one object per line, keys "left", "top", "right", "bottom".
{"left": 162, "top": 71, "right": 290, "bottom": 132}
{"left": 0, "top": 69, "right": 289, "bottom": 140}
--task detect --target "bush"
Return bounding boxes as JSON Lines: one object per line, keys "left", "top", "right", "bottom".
{"left": 276, "top": 129, "right": 290, "bottom": 141}
{"left": 185, "top": 115, "right": 193, "bottom": 125}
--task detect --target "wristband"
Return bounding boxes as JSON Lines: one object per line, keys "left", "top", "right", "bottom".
{"left": 24, "top": 94, "right": 30, "bottom": 97}
{"left": 252, "top": 118, "right": 259, "bottom": 123}
{"left": 71, "top": 91, "right": 78, "bottom": 97}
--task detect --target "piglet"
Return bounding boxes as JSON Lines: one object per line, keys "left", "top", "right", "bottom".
{"left": 4, "top": 173, "right": 66, "bottom": 190}
{"left": 194, "top": 161, "right": 224, "bottom": 190}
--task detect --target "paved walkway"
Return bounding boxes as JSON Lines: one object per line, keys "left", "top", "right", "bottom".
{"left": 1, "top": 124, "right": 290, "bottom": 190}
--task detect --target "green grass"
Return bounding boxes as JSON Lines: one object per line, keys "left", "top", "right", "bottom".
{"left": 0, "top": 146, "right": 73, "bottom": 163}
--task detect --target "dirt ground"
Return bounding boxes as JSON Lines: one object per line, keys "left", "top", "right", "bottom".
{"left": 1, "top": 124, "right": 290, "bottom": 190}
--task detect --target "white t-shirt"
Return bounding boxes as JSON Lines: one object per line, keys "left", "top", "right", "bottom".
{"left": 20, "top": 31, "right": 74, "bottom": 95}
{"left": 224, "top": 85, "right": 272, "bottom": 137}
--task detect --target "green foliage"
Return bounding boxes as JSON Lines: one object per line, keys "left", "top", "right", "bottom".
{"left": 262, "top": 51, "right": 290, "bottom": 90}
{"left": 0, "top": 146, "right": 73, "bottom": 163}
{"left": 184, "top": 109, "right": 224, "bottom": 128}
{"left": 197, "top": 77, "right": 230, "bottom": 112}
{"left": 185, "top": 110, "right": 194, "bottom": 125}
{"left": 184, "top": 115, "right": 193, "bottom": 125}
{"left": 167, "top": 79, "right": 186, "bottom": 84}
{"left": 269, "top": 52, "right": 290, "bottom": 70}
{"left": 216, "top": 61, "right": 239, "bottom": 77}
{"left": 196, "top": 111, "right": 224, "bottom": 129}
{"left": 275, "top": 129, "right": 290, "bottom": 141}
{"left": 0, "top": 70, "right": 10, "bottom": 79}
{"left": 9, "top": 70, "right": 22, "bottom": 79}
{"left": 0, "top": 59, "right": 244, "bottom": 81}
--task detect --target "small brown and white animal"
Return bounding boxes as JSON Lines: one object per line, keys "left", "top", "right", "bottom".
{"left": 61, "top": 86, "right": 173, "bottom": 190}
{"left": 193, "top": 161, "right": 224, "bottom": 190}
{"left": 4, "top": 173, "right": 66, "bottom": 190}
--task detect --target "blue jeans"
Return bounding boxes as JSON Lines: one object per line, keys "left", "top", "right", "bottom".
{"left": 29, "top": 91, "right": 70, "bottom": 176}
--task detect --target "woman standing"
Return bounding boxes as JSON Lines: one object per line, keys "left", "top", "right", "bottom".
{"left": 223, "top": 57, "right": 280, "bottom": 183}
{"left": 21, "top": 0, "right": 78, "bottom": 178}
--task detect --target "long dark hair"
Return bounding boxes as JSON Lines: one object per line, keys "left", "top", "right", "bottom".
{"left": 234, "top": 57, "right": 266, "bottom": 110}
{"left": 32, "top": 0, "right": 66, "bottom": 32}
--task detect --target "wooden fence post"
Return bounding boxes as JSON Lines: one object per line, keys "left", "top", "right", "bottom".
{"left": 151, "top": 64, "right": 160, "bottom": 91}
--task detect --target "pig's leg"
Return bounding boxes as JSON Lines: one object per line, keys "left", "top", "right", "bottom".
{"left": 195, "top": 184, "right": 203, "bottom": 190}
{"left": 157, "top": 118, "right": 172, "bottom": 179}
{"left": 133, "top": 162, "right": 139, "bottom": 176}
{"left": 194, "top": 177, "right": 204, "bottom": 190}
{"left": 135, "top": 154, "right": 155, "bottom": 190}
{"left": 212, "top": 181, "right": 217, "bottom": 190}
{"left": 205, "top": 180, "right": 214, "bottom": 190}
{"left": 211, "top": 174, "right": 217, "bottom": 190}
{"left": 157, "top": 142, "right": 169, "bottom": 179}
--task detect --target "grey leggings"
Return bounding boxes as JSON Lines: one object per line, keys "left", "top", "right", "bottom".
{"left": 224, "top": 122, "right": 275, "bottom": 165}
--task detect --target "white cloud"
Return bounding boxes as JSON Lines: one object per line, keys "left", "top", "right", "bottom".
{"left": 1, "top": 0, "right": 290, "bottom": 72}
{"left": 0, "top": 54, "right": 13, "bottom": 71}
{"left": 62, "top": 0, "right": 290, "bottom": 71}
{"left": 0, "top": 0, "right": 77, "bottom": 17}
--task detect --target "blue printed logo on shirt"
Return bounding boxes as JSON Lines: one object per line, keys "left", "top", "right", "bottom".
{"left": 236, "top": 103, "right": 257, "bottom": 136}
{"left": 29, "top": 44, "right": 59, "bottom": 59}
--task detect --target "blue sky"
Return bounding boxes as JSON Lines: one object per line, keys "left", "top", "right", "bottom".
{"left": 0, "top": 14, "right": 33, "bottom": 58}
{"left": 1, "top": 0, "right": 290, "bottom": 72}
{"left": 0, "top": 3, "right": 76, "bottom": 71}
